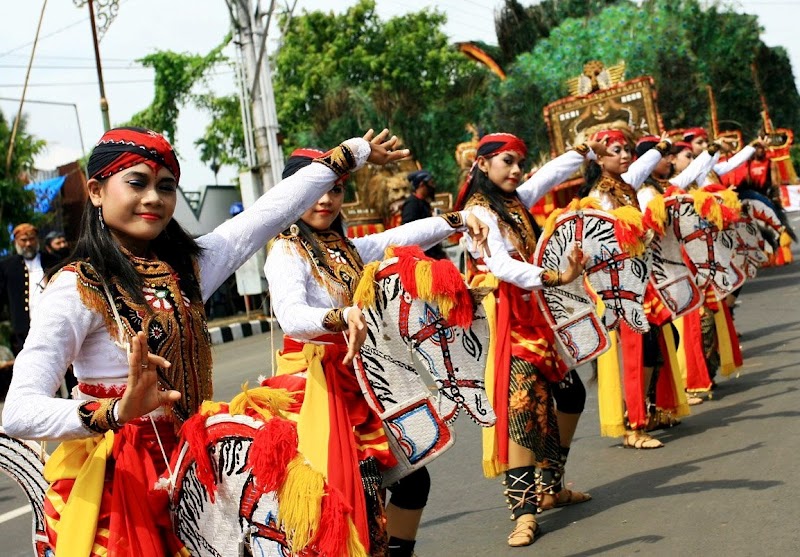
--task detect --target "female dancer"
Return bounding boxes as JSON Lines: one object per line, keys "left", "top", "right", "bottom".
{"left": 454, "top": 132, "right": 596, "bottom": 547}
{"left": 1, "top": 126, "right": 408, "bottom": 555}
{"left": 683, "top": 127, "right": 755, "bottom": 186}
{"left": 582, "top": 128, "right": 672, "bottom": 449}
{"left": 263, "top": 148, "right": 489, "bottom": 557}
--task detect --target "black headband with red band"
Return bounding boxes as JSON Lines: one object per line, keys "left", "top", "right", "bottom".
{"left": 88, "top": 127, "right": 181, "bottom": 183}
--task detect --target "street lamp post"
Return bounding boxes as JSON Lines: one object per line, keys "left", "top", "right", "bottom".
{"left": 74, "top": 0, "right": 118, "bottom": 132}
{"left": 86, "top": 0, "right": 110, "bottom": 131}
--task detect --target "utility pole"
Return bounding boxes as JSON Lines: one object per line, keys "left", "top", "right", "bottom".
{"left": 227, "top": 0, "right": 284, "bottom": 194}
{"left": 226, "top": 0, "right": 285, "bottom": 306}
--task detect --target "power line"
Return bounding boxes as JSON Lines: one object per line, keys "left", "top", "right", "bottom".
{"left": 0, "top": 16, "right": 88, "bottom": 59}
{"left": 2, "top": 53, "right": 138, "bottom": 63}
{"left": 0, "top": 64, "right": 147, "bottom": 70}
{"left": 0, "top": 0, "right": 131, "bottom": 59}
{"left": 0, "top": 71, "right": 236, "bottom": 88}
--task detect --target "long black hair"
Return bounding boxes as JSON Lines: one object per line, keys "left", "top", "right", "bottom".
{"left": 579, "top": 159, "right": 603, "bottom": 198}
{"left": 280, "top": 154, "right": 348, "bottom": 262}
{"left": 46, "top": 195, "right": 204, "bottom": 305}
{"left": 289, "top": 214, "right": 347, "bottom": 263}
{"left": 460, "top": 161, "right": 541, "bottom": 238}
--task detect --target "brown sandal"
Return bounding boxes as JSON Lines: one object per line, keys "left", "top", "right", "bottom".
{"left": 508, "top": 514, "right": 540, "bottom": 547}
{"left": 646, "top": 410, "right": 681, "bottom": 432}
{"left": 623, "top": 430, "right": 664, "bottom": 449}
{"left": 540, "top": 488, "right": 592, "bottom": 510}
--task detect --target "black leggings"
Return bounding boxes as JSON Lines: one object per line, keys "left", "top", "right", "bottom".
{"left": 551, "top": 369, "right": 586, "bottom": 414}
{"left": 386, "top": 466, "right": 431, "bottom": 510}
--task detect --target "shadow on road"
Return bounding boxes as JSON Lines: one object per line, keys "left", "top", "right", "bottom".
{"left": 538, "top": 442, "right": 781, "bottom": 534}
{"left": 562, "top": 535, "right": 665, "bottom": 557}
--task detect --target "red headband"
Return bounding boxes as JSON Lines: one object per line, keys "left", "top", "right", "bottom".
{"left": 592, "top": 129, "right": 628, "bottom": 147}
{"left": 683, "top": 127, "right": 708, "bottom": 141}
{"left": 290, "top": 147, "right": 325, "bottom": 159}
{"left": 477, "top": 132, "right": 528, "bottom": 159}
{"left": 454, "top": 132, "right": 528, "bottom": 210}
{"left": 88, "top": 127, "right": 180, "bottom": 183}
{"left": 636, "top": 135, "right": 661, "bottom": 147}
{"left": 673, "top": 141, "right": 692, "bottom": 153}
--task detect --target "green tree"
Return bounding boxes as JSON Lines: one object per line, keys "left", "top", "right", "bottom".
{"left": 193, "top": 93, "right": 246, "bottom": 181}
{"left": 273, "top": 0, "right": 491, "bottom": 190}
{"left": 0, "top": 111, "right": 43, "bottom": 247}
{"left": 486, "top": 2, "right": 703, "bottom": 157}
{"left": 495, "top": 0, "right": 626, "bottom": 67}
{"left": 485, "top": 0, "right": 800, "bottom": 159}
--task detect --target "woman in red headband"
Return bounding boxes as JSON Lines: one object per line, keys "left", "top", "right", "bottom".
{"left": 582, "top": 128, "right": 676, "bottom": 450}
{"left": 684, "top": 127, "right": 762, "bottom": 187}
{"left": 263, "top": 136, "right": 490, "bottom": 557}
{"left": 2, "top": 126, "right": 411, "bottom": 556}
{"left": 455, "top": 132, "right": 603, "bottom": 547}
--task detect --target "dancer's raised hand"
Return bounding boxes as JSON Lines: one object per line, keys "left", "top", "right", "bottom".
{"left": 117, "top": 331, "right": 180, "bottom": 424}
{"left": 561, "top": 245, "right": 589, "bottom": 284}
{"left": 466, "top": 213, "right": 491, "bottom": 258}
{"left": 363, "top": 128, "right": 411, "bottom": 165}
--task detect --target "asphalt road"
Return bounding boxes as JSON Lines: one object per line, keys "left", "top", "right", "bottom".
{"left": 1, "top": 218, "right": 799, "bottom": 556}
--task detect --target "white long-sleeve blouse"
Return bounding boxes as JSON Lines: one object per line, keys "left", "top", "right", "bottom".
{"left": 463, "top": 149, "right": 590, "bottom": 291}
{"left": 265, "top": 212, "right": 470, "bottom": 341}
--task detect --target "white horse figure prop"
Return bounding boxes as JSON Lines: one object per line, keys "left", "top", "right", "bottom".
{"left": 533, "top": 198, "right": 652, "bottom": 369}
{"left": 692, "top": 188, "right": 746, "bottom": 295}
{"left": 642, "top": 193, "right": 705, "bottom": 320}
{"left": 0, "top": 429, "right": 53, "bottom": 557}
{"left": 651, "top": 190, "right": 744, "bottom": 296}
{"left": 352, "top": 245, "right": 493, "bottom": 485}
{"left": 734, "top": 194, "right": 785, "bottom": 276}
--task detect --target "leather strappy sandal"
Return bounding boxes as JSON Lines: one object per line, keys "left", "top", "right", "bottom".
{"left": 508, "top": 514, "right": 540, "bottom": 547}
{"left": 539, "top": 487, "right": 593, "bottom": 510}
{"left": 623, "top": 430, "right": 664, "bottom": 449}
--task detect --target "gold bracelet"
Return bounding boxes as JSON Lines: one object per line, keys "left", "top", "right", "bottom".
{"left": 322, "top": 308, "right": 348, "bottom": 332}
{"left": 78, "top": 397, "right": 123, "bottom": 434}
{"left": 541, "top": 269, "right": 561, "bottom": 288}
{"left": 314, "top": 144, "right": 356, "bottom": 178}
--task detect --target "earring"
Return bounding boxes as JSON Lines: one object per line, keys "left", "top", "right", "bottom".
{"left": 98, "top": 206, "right": 105, "bottom": 230}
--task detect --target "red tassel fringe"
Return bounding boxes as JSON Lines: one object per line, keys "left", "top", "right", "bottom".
{"left": 312, "top": 487, "right": 355, "bottom": 556}
{"left": 179, "top": 413, "right": 217, "bottom": 502}
{"left": 247, "top": 417, "right": 299, "bottom": 492}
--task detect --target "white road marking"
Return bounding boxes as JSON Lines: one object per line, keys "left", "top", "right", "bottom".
{"left": 0, "top": 505, "right": 31, "bottom": 524}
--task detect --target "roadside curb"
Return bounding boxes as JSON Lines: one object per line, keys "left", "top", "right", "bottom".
{"left": 208, "top": 318, "right": 272, "bottom": 345}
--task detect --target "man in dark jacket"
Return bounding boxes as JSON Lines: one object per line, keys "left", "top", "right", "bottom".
{"left": 401, "top": 170, "right": 447, "bottom": 259}
{"left": 0, "top": 223, "right": 59, "bottom": 355}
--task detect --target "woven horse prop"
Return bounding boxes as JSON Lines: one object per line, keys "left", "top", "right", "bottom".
{"left": 732, "top": 196, "right": 784, "bottom": 277}
{"left": 0, "top": 429, "right": 52, "bottom": 557}
{"left": 642, "top": 193, "right": 706, "bottom": 320}
{"left": 533, "top": 198, "right": 652, "bottom": 369}
{"left": 170, "top": 393, "right": 377, "bottom": 557}
{"left": 650, "top": 189, "right": 744, "bottom": 297}
{"left": 352, "top": 245, "right": 493, "bottom": 485}
{"left": 687, "top": 188, "right": 746, "bottom": 295}
{"left": 169, "top": 246, "right": 495, "bottom": 554}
